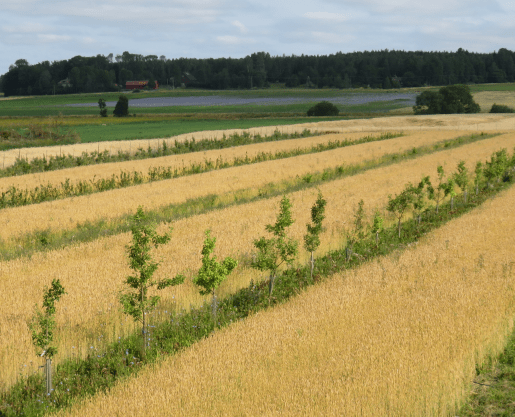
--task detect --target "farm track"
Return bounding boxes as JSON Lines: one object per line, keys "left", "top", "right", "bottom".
{"left": 57, "top": 181, "right": 515, "bottom": 417}
{"left": 0, "top": 131, "right": 461, "bottom": 242}
{"left": 1, "top": 131, "right": 515, "bottom": 389}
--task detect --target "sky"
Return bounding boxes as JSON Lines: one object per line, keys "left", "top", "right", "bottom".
{"left": 1, "top": 0, "right": 515, "bottom": 76}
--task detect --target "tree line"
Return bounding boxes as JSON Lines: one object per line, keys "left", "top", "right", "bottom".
{"left": 1, "top": 48, "right": 515, "bottom": 96}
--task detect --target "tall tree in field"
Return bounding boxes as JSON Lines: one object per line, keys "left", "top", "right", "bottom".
{"left": 252, "top": 196, "right": 298, "bottom": 297}
{"left": 304, "top": 192, "right": 326, "bottom": 281}
{"left": 193, "top": 230, "right": 238, "bottom": 321}
{"left": 120, "top": 206, "right": 185, "bottom": 357}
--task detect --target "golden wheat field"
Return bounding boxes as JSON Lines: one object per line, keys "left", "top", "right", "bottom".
{"left": 57, "top": 169, "right": 515, "bottom": 417}
{"left": 1, "top": 131, "right": 515, "bottom": 389}
{"left": 0, "top": 131, "right": 392, "bottom": 190}
{"left": 0, "top": 130, "right": 464, "bottom": 242}
{"left": 1, "top": 113, "right": 514, "bottom": 168}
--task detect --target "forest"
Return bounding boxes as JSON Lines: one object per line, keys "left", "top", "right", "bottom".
{"left": 1, "top": 48, "right": 514, "bottom": 97}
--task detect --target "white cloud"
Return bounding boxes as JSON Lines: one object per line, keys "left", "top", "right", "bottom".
{"left": 216, "top": 35, "right": 242, "bottom": 45}
{"left": 2, "top": 23, "right": 53, "bottom": 34}
{"left": 304, "top": 11, "right": 353, "bottom": 22}
{"left": 37, "top": 34, "right": 72, "bottom": 42}
{"left": 310, "top": 31, "right": 355, "bottom": 44}
{"left": 232, "top": 20, "right": 248, "bottom": 33}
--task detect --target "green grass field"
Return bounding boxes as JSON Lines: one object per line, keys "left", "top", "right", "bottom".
{"left": 73, "top": 117, "right": 333, "bottom": 143}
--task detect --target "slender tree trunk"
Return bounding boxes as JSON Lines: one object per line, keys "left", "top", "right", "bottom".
{"left": 376, "top": 231, "right": 379, "bottom": 246}
{"left": 464, "top": 190, "right": 467, "bottom": 204}
{"left": 310, "top": 251, "right": 314, "bottom": 281}
{"left": 398, "top": 219, "right": 402, "bottom": 239}
{"left": 450, "top": 196, "right": 454, "bottom": 211}
{"left": 141, "top": 288, "right": 146, "bottom": 357}
{"left": 45, "top": 358, "right": 52, "bottom": 396}
{"left": 268, "top": 273, "right": 275, "bottom": 297}
{"left": 476, "top": 185, "right": 479, "bottom": 195}
{"left": 212, "top": 288, "right": 217, "bottom": 322}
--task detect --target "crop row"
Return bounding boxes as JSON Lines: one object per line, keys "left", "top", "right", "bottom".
{"left": 1, "top": 129, "right": 316, "bottom": 176}
{"left": 56, "top": 180, "right": 515, "bottom": 417}
{"left": 0, "top": 131, "right": 492, "bottom": 243}
{"left": 2, "top": 147, "right": 515, "bottom": 416}
{"left": 0, "top": 139, "right": 513, "bottom": 390}
{"left": 0, "top": 132, "right": 403, "bottom": 209}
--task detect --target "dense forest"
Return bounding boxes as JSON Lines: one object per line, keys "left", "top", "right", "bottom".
{"left": 1, "top": 48, "right": 514, "bottom": 97}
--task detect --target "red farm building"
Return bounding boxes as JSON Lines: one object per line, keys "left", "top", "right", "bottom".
{"left": 125, "top": 80, "right": 159, "bottom": 90}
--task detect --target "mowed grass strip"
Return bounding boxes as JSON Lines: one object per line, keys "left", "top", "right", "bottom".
{"left": 56, "top": 174, "right": 515, "bottom": 417}
{"left": 1, "top": 135, "right": 514, "bottom": 389}
{"left": 0, "top": 131, "right": 475, "bottom": 242}
{"left": 0, "top": 131, "right": 394, "bottom": 191}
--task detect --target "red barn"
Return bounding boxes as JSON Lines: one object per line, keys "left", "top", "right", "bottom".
{"left": 125, "top": 80, "right": 159, "bottom": 90}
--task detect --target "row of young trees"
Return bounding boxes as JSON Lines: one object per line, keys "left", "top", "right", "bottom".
{"left": 29, "top": 147, "right": 514, "bottom": 393}
{"left": 3, "top": 48, "right": 515, "bottom": 96}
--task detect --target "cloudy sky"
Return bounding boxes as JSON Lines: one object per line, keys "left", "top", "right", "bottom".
{"left": 1, "top": 0, "right": 514, "bottom": 75}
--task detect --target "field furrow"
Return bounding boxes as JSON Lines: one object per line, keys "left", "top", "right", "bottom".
{"left": 0, "top": 130, "right": 461, "bottom": 242}
{"left": 1, "top": 132, "right": 515, "bottom": 388}
{"left": 57, "top": 171, "right": 515, "bottom": 417}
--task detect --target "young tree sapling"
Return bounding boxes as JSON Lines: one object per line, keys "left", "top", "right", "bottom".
{"left": 119, "top": 206, "right": 185, "bottom": 357}
{"left": 371, "top": 210, "right": 383, "bottom": 246}
{"left": 252, "top": 196, "right": 298, "bottom": 297}
{"left": 192, "top": 230, "right": 238, "bottom": 321}
{"left": 387, "top": 183, "right": 417, "bottom": 238}
{"left": 28, "top": 279, "right": 66, "bottom": 395}
{"left": 454, "top": 161, "right": 469, "bottom": 203}
{"left": 303, "top": 192, "right": 326, "bottom": 280}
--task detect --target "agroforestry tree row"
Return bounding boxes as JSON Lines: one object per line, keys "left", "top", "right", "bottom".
{"left": 2, "top": 48, "right": 515, "bottom": 96}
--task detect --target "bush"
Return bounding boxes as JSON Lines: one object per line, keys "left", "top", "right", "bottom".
{"left": 413, "top": 85, "right": 480, "bottom": 115}
{"left": 490, "top": 103, "right": 515, "bottom": 113}
{"left": 113, "top": 95, "right": 129, "bottom": 117}
{"left": 307, "top": 101, "right": 340, "bottom": 116}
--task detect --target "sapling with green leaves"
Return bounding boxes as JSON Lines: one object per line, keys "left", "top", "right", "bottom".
{"left": 430, "top": 165, "right": 447, "bottom": 213}
{"left": 346, "top": 199, "right": 367, "bottom": 260}
{"left": 387, "top": 183, "right": 417, "bottom": 238}
{"left": 192, "top": 230, "right": 238, "bottom": 320}
{"left": 474, "top": 161, "right": 484, "bottom": 195}
{"left": 252, "top": 196, "right": 298, "bottom": 297}
{"left": 371, "top": 210, "right": 383, "bottom": 246}
{"left": 454, "top": 161, "right": 469, "bottom": 203}
{"left": 28, "top": 279, "right": 66, "bottom": 395}
{"left": 412, "top": 176, "right": 431, "bottom": 225}
{"left": 442, "top": 177, "right": 457, "bottom": 210}
{"left": 485, "top": 148, "right": 509, "bottom": 185}
{"left": 119, "top": 206, "right": 185, "bottom": 356}
{"left": 304, "top": 192, "right": 326, "bottom": 280}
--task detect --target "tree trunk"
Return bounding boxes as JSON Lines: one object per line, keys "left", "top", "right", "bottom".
{"left": 268, "top": 273, "right": 275, "bottom": 297}
{"left": 464, "top": 190, "right": 467, "bottom": 204}
{"left": 310, "top": 251, "right": 314, "bottom": 281}
{"left": 450, "top": 196, "right": 454, "bottom": 211}
{"left": 45, "top": 358, "right": 52, "bottom": 396}
{"left": 212, "top": 289, "right": 217, "bottom": 322}
{"left": 398, "top": 219, "right": 402, "bottom": 238}
{"left": 376, "top": 231, "right": 379, "bottom": 246}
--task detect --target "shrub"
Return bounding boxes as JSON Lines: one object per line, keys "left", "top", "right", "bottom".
{"left": 490, "top": 103, "right": 515, "bottom": 113}
{"left": 307, "top": 101, "right": 339, "bottom": 116}
{"left": 413, "top": 85, "right": 480, "bottom": 115}
{"left": 113, "top": 95, "right": 129, "bottom": 117}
